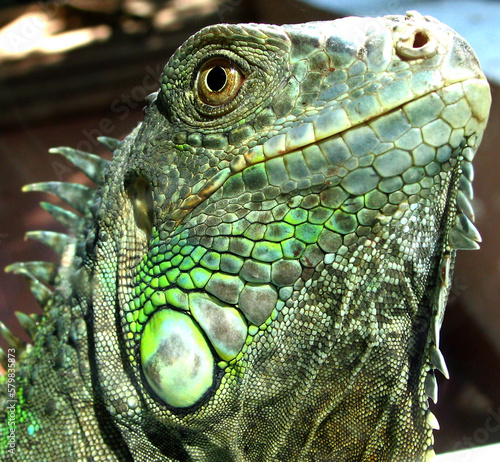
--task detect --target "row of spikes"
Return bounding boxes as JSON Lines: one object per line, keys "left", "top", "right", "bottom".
{"left": 422, "top": 148, "right": 481, "bottom": 432}
{"left": 0, "top": 137, "right": 117, "bottom": 371}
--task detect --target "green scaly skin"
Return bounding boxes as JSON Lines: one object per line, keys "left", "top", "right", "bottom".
{"left": 0, "top": 11, "right": 491, "bottom": 461}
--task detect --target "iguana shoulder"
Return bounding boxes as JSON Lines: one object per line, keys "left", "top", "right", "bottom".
{"left": 0, "top": 11, "right": 491, "bottom": 462}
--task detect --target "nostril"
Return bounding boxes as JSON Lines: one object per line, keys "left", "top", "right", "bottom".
{"left": 413, "top": 31, "right": 429, "bottom": 48}
{"left": 396, "top": 28, "right": 437, "bottom": 60}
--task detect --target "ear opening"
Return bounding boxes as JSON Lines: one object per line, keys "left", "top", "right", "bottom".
{"left": 125, "top": 175, "right": 154, "bottom": 243}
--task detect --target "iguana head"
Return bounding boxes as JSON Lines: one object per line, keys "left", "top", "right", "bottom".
{"left": 82, "top": 12, "right": 490, "bottom": 461}
{"left": 4, "top": 11, "right": 490, "bottom": 462}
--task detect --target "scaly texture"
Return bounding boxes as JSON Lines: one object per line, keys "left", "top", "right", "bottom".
{"left": 0, "top": 11, "right": 491, "bottom": 461}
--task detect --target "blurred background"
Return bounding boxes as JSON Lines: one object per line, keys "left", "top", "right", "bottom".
{"left": 0, "top": 0, "right": 499, "bottom": 455}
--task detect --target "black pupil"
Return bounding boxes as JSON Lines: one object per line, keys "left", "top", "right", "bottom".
{"left": 206, "top": 66, "right": 227, "bottom": 92}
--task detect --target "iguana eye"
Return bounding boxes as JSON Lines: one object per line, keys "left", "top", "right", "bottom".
{"left": 197, "top": 58, "right": 244, "bottom": 106}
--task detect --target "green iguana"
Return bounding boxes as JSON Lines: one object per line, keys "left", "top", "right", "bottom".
{"left": 0, "top": 10, "right": 491, "bottom": 461}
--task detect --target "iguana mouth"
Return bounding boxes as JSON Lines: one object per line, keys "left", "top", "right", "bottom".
{"left": 169, "top": 76, "right": 490, "bottom": 225}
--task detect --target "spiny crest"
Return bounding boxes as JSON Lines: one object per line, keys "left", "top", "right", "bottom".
{"left": 48, "top": 145, "right": 110, "bottom": 186}
{"left": 22, "top": 182, "right": 94, "bottom": 215}
{"left": 448, "top": 150, "right": 481, "bottom": 250}
{"left": 0, "top": 138, "right": 117, "bottom": 372}
{"left": 39, "top": 202, "right": 80, "bottom": 234}
{"left": 422, "top": 142, "right": 480, "bottom": 431}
